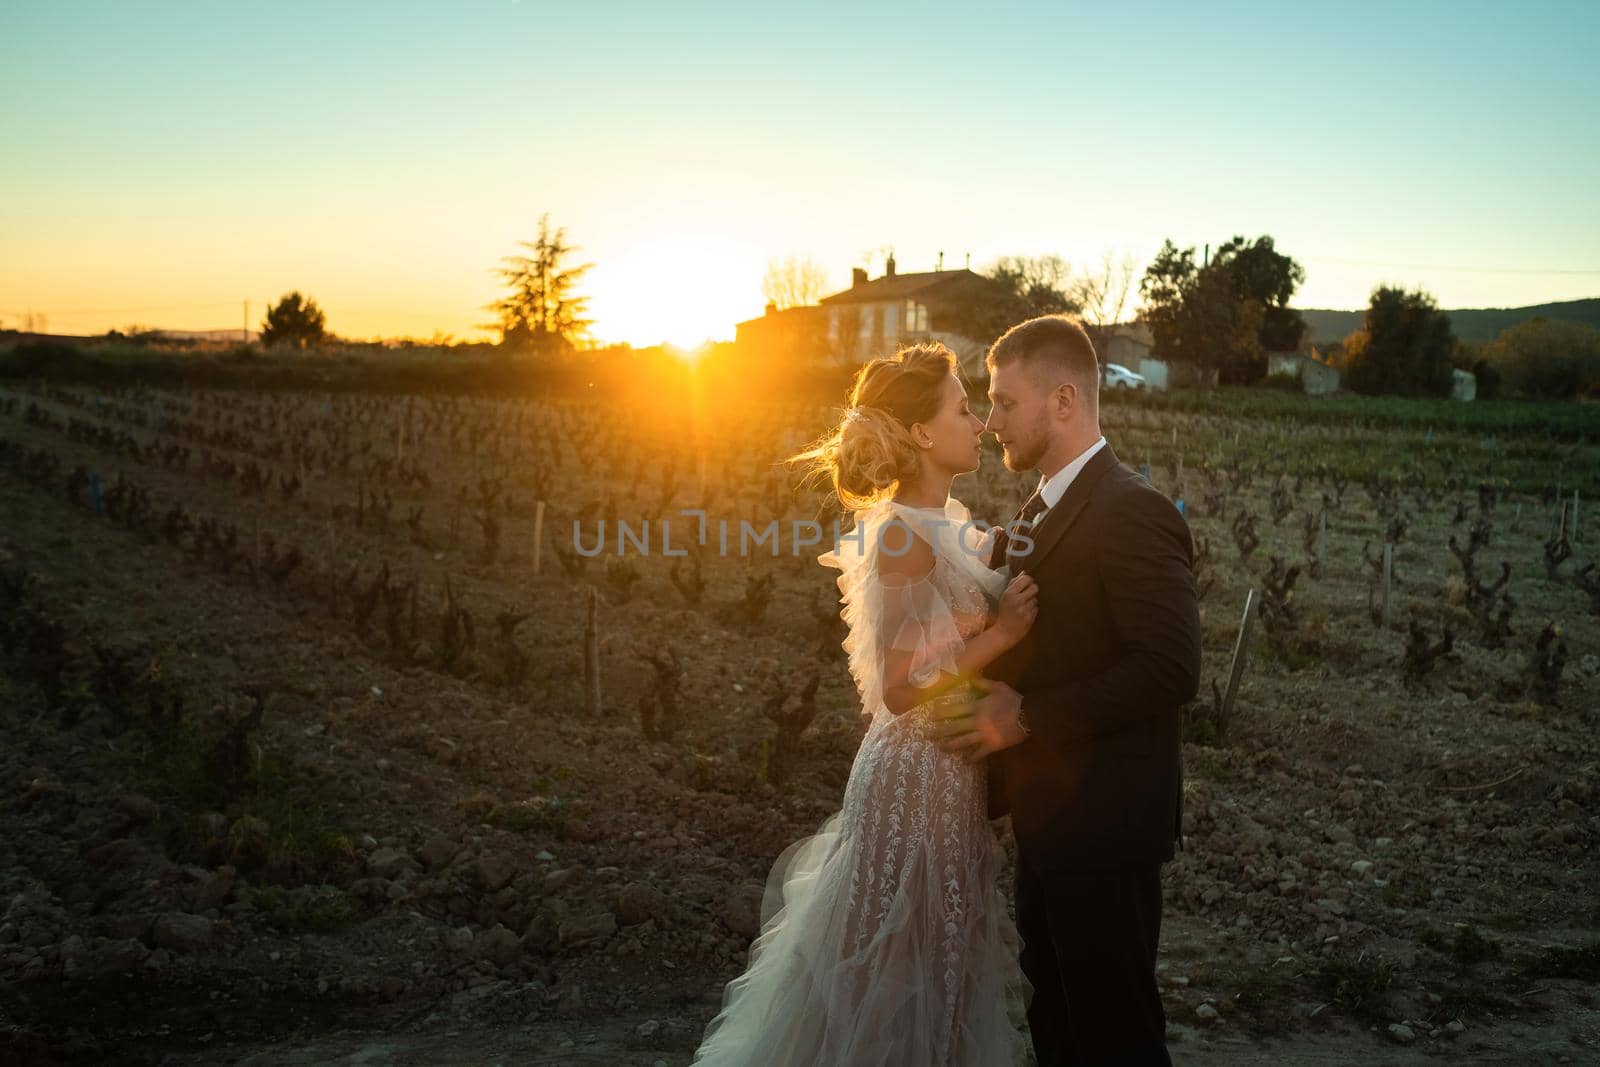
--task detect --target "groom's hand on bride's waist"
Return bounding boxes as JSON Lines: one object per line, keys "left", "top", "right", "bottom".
{"left": 931, "top": 680, "right": 1028, "bottom": 762}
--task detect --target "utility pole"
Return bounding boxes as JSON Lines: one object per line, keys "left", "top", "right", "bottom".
{"left": 1203, "top": 244, "right": 1209, "bottom": 269}
{"left": 243, "top": 300, "right": 249, "bottom": 343}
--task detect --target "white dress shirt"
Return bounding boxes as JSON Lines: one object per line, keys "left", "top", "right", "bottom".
{"left": 1037, "top": 435, "right": 1107, "bottom": 512}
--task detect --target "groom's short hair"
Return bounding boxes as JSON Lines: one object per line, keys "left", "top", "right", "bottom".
{"left": 986, "top": 314, "right": 1100, "bottom": 405}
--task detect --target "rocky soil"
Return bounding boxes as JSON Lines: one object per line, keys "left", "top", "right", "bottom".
{"left": 1, "top": 384, "right": 1597, "bottom": 1064}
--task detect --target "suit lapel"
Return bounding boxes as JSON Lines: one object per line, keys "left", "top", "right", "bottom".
{"left": 1013, "top": 442, "right": 1121, "bottom": 578}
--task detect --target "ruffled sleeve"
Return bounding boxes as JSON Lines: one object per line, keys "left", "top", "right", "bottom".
{"left": 817, "top": 505, "right": 890, "bottom": 716}
{"left": 880, "top": 569, "right": 965, "bottom": 689}
{"left": 818, "top": 500, "right": 994, "bottom": 716}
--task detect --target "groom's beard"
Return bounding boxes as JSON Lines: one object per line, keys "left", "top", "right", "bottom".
{"left": 1000, "top": 413, "right": 1050, "bottom": 472}
{"left": 1003, "top": 432, "right": 1046, "bottom": 473}
{"left": 1002, "top": 442, "right": 1035, "bottom": 473}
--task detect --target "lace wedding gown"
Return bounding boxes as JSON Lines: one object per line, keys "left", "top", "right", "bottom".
{"left": 692, "top": 497, "right": 1031, "bottom": 1066}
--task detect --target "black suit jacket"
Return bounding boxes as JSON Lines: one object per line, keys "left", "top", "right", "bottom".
{"left": 985, "top": 442, "right": 1201, "bottom": 872}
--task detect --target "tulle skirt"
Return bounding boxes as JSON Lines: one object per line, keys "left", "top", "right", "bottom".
{"left": 692, "top": 700, "right": 1032, "bottom": 1065}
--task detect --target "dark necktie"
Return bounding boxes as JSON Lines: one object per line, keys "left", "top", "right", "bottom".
{"left": 989, "top": 487, "right": 1050, "bottom": 569}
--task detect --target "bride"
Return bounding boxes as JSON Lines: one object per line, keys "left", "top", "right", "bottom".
{"left": 691, "top": 343, "right": 1036, "bottom": 1065}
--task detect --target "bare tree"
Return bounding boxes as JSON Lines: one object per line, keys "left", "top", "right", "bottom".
{"left": 762, "top": 256, "right": 830, "bottom": 309}
{"left": 1074, "top": 249, "right": 1140, "bottom": 337}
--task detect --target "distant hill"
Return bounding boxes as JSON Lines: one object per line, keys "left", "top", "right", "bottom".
{"left": 0, "top": 328, "right": 258, "bottom": 345}
{"left": 150, "top": 328, "right": 259, "bottom": 342}
{"left": 1300, "top": 298, "right": 1600, "bottom": 345}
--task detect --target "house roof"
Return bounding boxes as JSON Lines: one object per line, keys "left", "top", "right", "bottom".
{"left": 734, "top": 304, "right": 821, "bottom": 330}
{"left": 818, "top": 269, "right": 984, "bottom": 306}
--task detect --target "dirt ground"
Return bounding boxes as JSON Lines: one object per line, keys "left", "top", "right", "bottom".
{"left": 143, "top": 1005, "right": 1600, "bottom": 1066}
{"left": 1, "top": 383, "right": 1596, "bottom": 1065}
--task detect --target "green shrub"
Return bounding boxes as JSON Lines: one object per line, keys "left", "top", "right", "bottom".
{"left": 1518, "top": 939, "right": 1600, "bottom": 981}
{"left": 243, "top": 884, "right": 356, "bottom": 931}
{"left": 1314, "top": 953, "right": 1394, "bottom": 1020}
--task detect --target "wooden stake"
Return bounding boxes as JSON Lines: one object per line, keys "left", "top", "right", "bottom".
{"left": 584, "top": 585, "right": 602, "bottom": 717}
{"left": 1381, "top": 543, "right": 1393, "bottom": 628}
{"left": 1220, "top": 589, "right": 1258, "bottom": 734}
{"left": 532, "top": 499, "right": 546, "bottom": 576}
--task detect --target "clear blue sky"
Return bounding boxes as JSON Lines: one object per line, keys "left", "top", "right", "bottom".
{"left": 3, "top": 0, "right": 1597, "bottom": 345}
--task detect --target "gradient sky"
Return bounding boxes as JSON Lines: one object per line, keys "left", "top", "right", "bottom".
{"left": 3, "top": 0, "right": 1597, "bottom": 347}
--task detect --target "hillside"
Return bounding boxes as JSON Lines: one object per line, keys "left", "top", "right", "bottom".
{"left": 1300, "top": 298, "right": 1600, "bottom": 345}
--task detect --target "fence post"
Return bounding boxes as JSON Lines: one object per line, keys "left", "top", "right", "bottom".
{"left": 1220, "top": 589, "right": 1259, "bottom": 735}
{"left": 532, "top": 500, "right": 546, "bottom": 576}
{"left": 1381, "top": 543, "right": 1393, "bottom": 628}
{"left": 584, "top": 585, "right": 602, "bottom": 717}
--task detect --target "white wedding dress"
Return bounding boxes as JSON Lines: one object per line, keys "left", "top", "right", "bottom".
{"left": 692, "top": 497, "right": 1032, "bottom": 1066}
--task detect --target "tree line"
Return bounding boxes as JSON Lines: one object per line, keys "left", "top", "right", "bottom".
{"left": 242, "top": 214, "right": 1600, "bottom": 401}
{"left": 1136, "top": 234, "right": 1598, "bottom": 400}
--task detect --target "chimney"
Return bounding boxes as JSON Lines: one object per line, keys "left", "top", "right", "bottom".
{"left": 852, "top": 267, "right": 868, "bottom": 288}
{"left": 886, "top": 252, "right": 896, "bottom": 277}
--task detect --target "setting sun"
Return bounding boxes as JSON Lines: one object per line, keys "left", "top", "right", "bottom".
{"left": 665, "top": 342, "right": 712, "bottom": 365}
{"left": 586, "top": 230, "right": 768, "bottom": 349}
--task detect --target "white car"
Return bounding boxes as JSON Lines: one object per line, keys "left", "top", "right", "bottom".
{"left": 1103, "top": 362, "right": 1147, "bottom": 390}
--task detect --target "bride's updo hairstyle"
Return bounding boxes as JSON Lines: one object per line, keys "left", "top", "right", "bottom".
{"left": 788, "top": 342, "right": 958, "bottom": 512}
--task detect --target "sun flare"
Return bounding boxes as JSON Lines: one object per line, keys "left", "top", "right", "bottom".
{"left": 666, "top": 342, "right": 711, "bottom": 365}
{"left": 586, "top": 233, "right": 763, "bottom": 349}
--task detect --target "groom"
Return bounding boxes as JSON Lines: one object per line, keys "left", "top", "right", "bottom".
{"left": 934, "top": 314, "right": 1201, "bottom": 1066}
